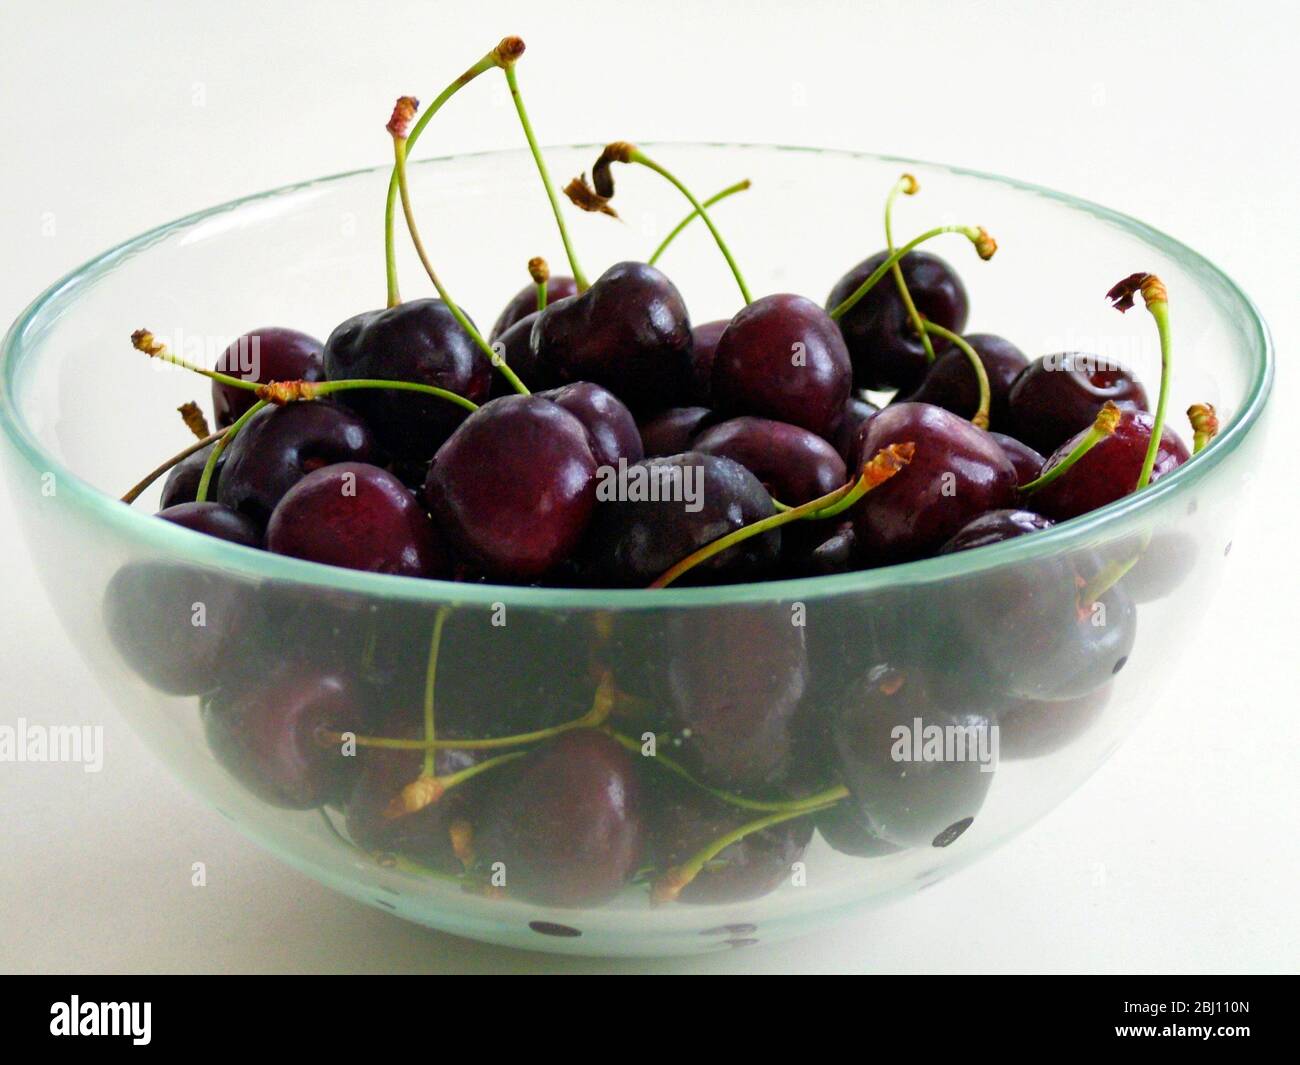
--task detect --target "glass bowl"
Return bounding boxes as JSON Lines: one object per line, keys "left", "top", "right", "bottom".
{"left": 0, "top": 144, "right": 1273, "bottom": 956}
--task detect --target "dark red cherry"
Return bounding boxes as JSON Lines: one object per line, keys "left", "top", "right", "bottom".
{"left": 538, "top": 381, "right": 643, "bottom": 467}
{"left": 157, "top": 501, "right": 263, "bottom": 548}
{"left": 894, "top": 333, "right": 1029, "bottom": 429}
{"left": 688, "top": 319, "right": 729, "bottom": 403}
{"left": 829, "top": 395, "right": 879, "bottom": 466}
{"left": 1006, "top": 353, "right": 1149, "bottom": 455}
{"left": 217, "top": 400, "right": 377, "bottom": 528}
{"left": 998, "top": 684, "right": 1112, "bottom": 760}
{"left": 636, "top": 406, "right": 717, "bottom": 457}
{"left": 489, "top": 275, "right": 578, "bottom": 342}
{"left": 323, "top": 299, "right": 492, "bottom": 460}
{"left": 814, "top": 801, "right": 901, "bottom": 858}
{"left": 530, "top": 262, "right": 692, "bottom": 412}
{"left": 473, "top": 729, "right": 643, "bottom": 907}
{"left": 160, "top": 441, "right": 225, "bottom": 508}
{"left": 1033, "top": 409, "right": 1189, "bottom": 521}
{"left": 212, "top": 327, "right": 325, "bottom": 428}
{"left": 939, "top": 508, "right": 1054, "bottom": 554}
{"left": 831, "top": 663, "right": 995, "bottom": 848}
{"left": 693, "top": 416, "right": 846, "bottom": 505}
{"left": 488, "top": 311, "right": 560, "bottom": 398}
{"left": 647, "top": 776, "right": 812, "bottom": 903}
{"left": 989, "top": 431, "right": 1046, "bottom": 486}
{"left": 202, "top": 670, "right": 365, "bottom": 809}
{"left": 266, "top": 462, "right": 449, "bottom": 578}
{"left": 426, "top": 394, "right": 597, "bottom": 581}
{"left": 826, "top": 250, "right": 968, "bottom": 392}
{"left": 796, "top": 523, "right": 857, "bottom": 577}
{"left": 851, "top": 403, "right": 1017, "bottom": 564}
{"left": 711, "top": 294, "right": 851, "bottom": 439}
{"left": 582, "top": 452, "right": 779, "bottom": 587}
{"left": 1120, "top": 530, "right": 1198, "bottom": 603}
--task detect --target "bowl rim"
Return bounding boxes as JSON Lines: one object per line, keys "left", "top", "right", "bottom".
{"left": 0, "top": 142, "right": 1275, "bottom": 609}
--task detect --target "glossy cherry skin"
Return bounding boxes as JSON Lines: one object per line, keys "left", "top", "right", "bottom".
{"left": 1033, "top": 410, "right": 1190, "bottom": 521}
{"left": 894, "top": 333, "right": 1029, "bottom": 430}
{"left": 582, "top": 452, "right": 779, "bottom": 587}
{"left": 689, "top": 319, "right": 729, "bottom": 403}
{"left": 636, "top": 406, "right": 716, "bottom": 457}
{"left": 989, "top": 431, "right": 1046, "bottom": 486}
{"left": 711, "top": 294, "right": 852, "bottom": 439}
{"left": 217, "top": 400, "right": 377, "bottom": 528}
{"left": 693, "top": 416, "right": 846, "bottom": 505}
{"left": 851, "top": 403, "right": 1017, "bottom": 564}
{"left": 487, "top": 310, "right": 558, "bottom": 398}
{"left": 160, "top": 441, "right": 225, "bottom": 508}
{"left": 157, "top": 501, "right": 263, "bottom": 548}
{"left": 212, "top": 327, "right": 325, "bottom": 428}
{"left": 814, "top": 801, "right": 901, "bottom": 858}
{"left": 266, "top": 462, "right": 449, "bottom": 578}
{"left": 530, "top": 262, "right": 692, "bottom": 412}
{"left": 489, "top": 275, "right": 578, "bottom": 342}
{"left": 831, "top": 663, "right": 995, "bottom": 848}
{"left": 538, "top": 382, "right": 644, "bottom": 467}
{"left": 826, "top": 249, "right": 968, "bottom": 392}
{"left": 323, "top": 299, "right": 492, "bottom": 460}
{"left": 426, "top": 394, "right": 597, "bottom": 581}
{"left": 829, "top": 395, "right": 879, "bottom": 466}
{"left": 939, "top": 508, "right": 1054, "bottom": 554}
{"left": 795, "top": 523, "right": 857, "bottom": 577}
{"left": 1006, "top": 354, "right": 1149, "bottom": 455}
{"left": 647, "top": 775, "right": 813, "bottom": 903}
{"left": 202, "top": 670, "right": 365, "bottom": 809}
{"left": 473, "top": 729, "right": 643, "bottom": 907}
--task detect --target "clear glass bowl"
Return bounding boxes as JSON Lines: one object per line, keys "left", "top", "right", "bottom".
{"left": 0, "top": 145, "right": 1273, "bottom": 956}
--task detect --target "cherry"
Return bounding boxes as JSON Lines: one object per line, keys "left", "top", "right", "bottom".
{"left": 894, "top": 333, "right": 1028, "bottom": 429}
{"left": 851, "top": 403, "right": 1016, "bottom": 564}
{"left": 581, "top": 452, "right": 780, "bottom": 586}
{"left": 473, "top": 729, "right": 643, "bottom": 907}
{"left": 998, "top": 684, "right": 1112, "bottom": 760}
{"left": 688, "top": 319, "right": 729, "bottom": 403}
{"left": 323, "top": 299, "right": 492, "bottom": 460}
{"left": 830, "top": 662, "right": 995, "bottom": 848}
{"left": 795, "top": 522, "right": 857, "bottom": 576}
{"left": 1006, "top": 354, "right": 1148, "bottom": 455}
{"left": 538, "top": 381, "right": 644, "bottom": 467}
{"left": 1121, "top": 531, "right": 1198, "bottom": 603}
{"left": 202, "top": 669, "right": 365, "bottom": 809}
{"left": 530, "top": 261, "right": 692, "bottom": 412}
{"left": 1032, "top": 409, "right": 1189, "bottom": 522}
{"left": 426, "top": 394, "right": 597, "bottom": 581}
{"left": 939, "top": 508, "right": 1054, "bottom": 554}
{"left": 826, "top": 250, "right": 968, "bottom": 392}
{"left": 489, "top": 275, "right": 578, "bottom": 341}
{"left": 989, "top": 431, "right": 1045, "bottom": 486}
{"left": 217, "top": 400, "right": 377, "bottom": 528}
{"left": 710, "top": 294, "right": 852, "bottom": 439}
{"left": 487, "top": 311, "right": 558, "bottom": 398}
{"left": 160, "top": 441, "right": 226, "bottom": 508}
{"left": 693, "top": 416, "right": 846, "bottom": 505}
{"left": 266, "top": 462, "right": 449, "bottom": 578}
{"left": 814, "top": 801, "right": 900, "bottom": 858}
{"left": 636, "top": 406, "right": 717, "bottom": 457}
{"left": 646, "top": 776, "right": 812, "bottom": 903}
{"left": 212, "top": 327, "right": 324, "bottom": 428}
{"left": 829, "top": 395, "right": 879, "bottom": 465}
{"left": 157, "top": 501, "right": 263, "bottom": 548}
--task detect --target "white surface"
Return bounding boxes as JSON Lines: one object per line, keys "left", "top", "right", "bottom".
{"left": 1, "top": 0, "right": 1297, "bottom": 973}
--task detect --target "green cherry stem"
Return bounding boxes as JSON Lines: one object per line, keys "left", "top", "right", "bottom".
{"left": 1017, "top": 401, "right": 1122, "bottom": 494}
{"left": 383, "top": 43, "right": 506, "bottom": 308}
{"left": 884, "top": 173, "right": 937, "bottom": 363}
{"left": 1106, "top": 273, "right": 1172, "bottom": 490}
{"left": 828, "top": 224, "right": 997, "bottom": 321}
{"left": 420, "top": 607, "right": 452, "bottom": 778}
{"left": 649, "top": 443, "right": 914, "bottom": 588}
{"left": 500, "top": 49, "right": 589, "bottom": 291}
{"left": 195, "top": 399, "right": 267, "bottom": 502}
{"left": 647, "top": 178, "right": 752, "bottom": 266}
{"left": 1188, "top": 402, "right": 1219, "bottom": 454}
{"left": 120, "top": 427, "right": 230, "bottom": 504}
{"left": 923, "top": 321, "right": 990, "bottom": 429}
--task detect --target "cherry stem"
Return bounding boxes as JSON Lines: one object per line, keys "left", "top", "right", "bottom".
{"left": 131, "top": 329, "right": 256, "bottom": 393}
{"left": 649, "top": 444, "right": 914, "bottom": 588}
{"left": 828, "top": 224, "right": 996, "bottom": 321}
{"left": 528, "top": 256, "right": 550, "bottom": 312}
{"left": 1102, "top": 274, "right": 1172, "bottom": 491}
{"left": 884, "top": 174, "right": 937, "bottom": 363}
{"left": 178, "top": 401, "right": 210, "bottom": 441}
{"left": 501, "top": 58, "right": 589, "bottom": 291}
{"left": 383, "top": 46, "right": 503, "bottom": 308}
{"left": 389, "top": 117, "right": 531, "bottom": 397}
{"left": 647, "top": 178, "right": 752, "bottom": 266}
{"left": 923, "top": 321, "right": 990, "bottom": 429}
{"left": 195, "top": 399, "right": 266, "bottom": 503}
{"left": 651, "top": 800, "right": 840, "bottom": 904}
{"left": 1188, "top": 402, "right": 1218, "bottom": 454}
{"left": 120, "top": 427, "right": 230, "bottom": 504}
{"left": 421, "top": 607, "right": 452, "bottom": 778}
{"left": 388, "top": 749, "right": 526, "bottom": 820}
{"left": 1017, "top": 401, "right": 1122, "bottom": 494}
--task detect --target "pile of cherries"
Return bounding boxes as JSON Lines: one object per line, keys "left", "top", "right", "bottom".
{"left": 108, "top": 37, "right": 1216, "bottom": 915}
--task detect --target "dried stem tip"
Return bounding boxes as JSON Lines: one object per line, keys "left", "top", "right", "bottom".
{"left": 256, "top": 379, "right": 319, "bottom": 404}
{"left": 563, "top": 174, "right": 619, "bottom": 218}
{"left": 384, "top": 775, "right": 444, "bottom": 820}
{"left": 494, "top": 35, "right": 525, "bottom": 66}
{"left": 386, "top": 95, "right": 419, "bottom": 139}
{"left": 177, "top": 401, "right": 210, "bottom": 441}
{"left": 131, "top": 329, "right": 166, "bottom": 357}
{"left": 1188, "top": 402, "right": 1219, "bottom": 450}
{"left": 527, "top": 256, "right": 550, "bottom": 285}
{"left": 900, "top": 173, "right": 920, "bottom": 195}
{"left": 1094, "top": 399, "right": 1123, "bottom": 435}
{"left": 972, "top": 227, "right": 997, "bottom": 260}
{"left": 1106, "top": 271, "right": 1167, "bottom": 312}
{"left": 650, "top": 868, "right": 689, "bottom": 905}
{"left": 861, "top": 441, "right": 916, "bottom": 487}
{"left": 593, "top": 141, "right": 636, "bottom": 196}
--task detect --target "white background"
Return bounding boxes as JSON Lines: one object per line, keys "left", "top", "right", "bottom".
{"left": 1, "top": 0, "right": 1296, "bottom": 973}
